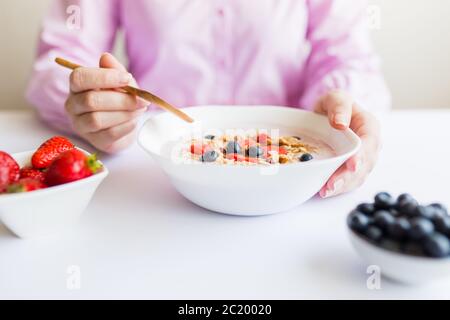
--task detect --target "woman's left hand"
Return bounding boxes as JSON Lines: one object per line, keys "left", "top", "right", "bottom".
{"left": 313, "top": 90, "right": 381, "bottom": 198}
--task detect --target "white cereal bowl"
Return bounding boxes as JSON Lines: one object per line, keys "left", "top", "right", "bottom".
{"left": 0, "top": 148, "right": 108, "bottom": 238}
{"left": 138, "top": 105, "right": 361, "bottom": 216}
{"left": 349, "top": 230, "right": 450, "bottom": 285}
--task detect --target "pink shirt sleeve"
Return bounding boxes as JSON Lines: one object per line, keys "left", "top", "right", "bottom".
{"left": 25, "top": 0, "right": 120, "bottom": 133}
{"left": 300, "top": 0, "right": 391, "bottom": 113}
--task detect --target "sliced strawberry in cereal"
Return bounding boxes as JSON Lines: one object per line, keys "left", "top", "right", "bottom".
{"left": 243, "top": 138, "right": 257, "bottom": 148}
{"left": 266, "top": 146, "right": 287, "bottom": 155}
{"left": 190, "top": 143, "right": 209, "bottom": 155}
{"left": 278, "top": 147, "right": 288, "bottom": 155}
{"left": 257, "top": 133, "right": 269, "bottom": 144}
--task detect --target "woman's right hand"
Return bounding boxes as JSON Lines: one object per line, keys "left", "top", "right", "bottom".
{"left": 65, "top": 53, "right": 148, "bottom": 153}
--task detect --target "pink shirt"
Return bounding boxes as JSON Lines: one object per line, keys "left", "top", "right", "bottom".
{"left": 27, "top": 0, "right": 390, "bottom": 132}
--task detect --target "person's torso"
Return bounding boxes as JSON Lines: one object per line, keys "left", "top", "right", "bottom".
{"left": 120, "top": 0, "right": 311, "bottom": 107}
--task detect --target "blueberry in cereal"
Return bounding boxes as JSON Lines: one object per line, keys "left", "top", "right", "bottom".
{"left": 181, "top": 132, "right": 334, "bottom": 165}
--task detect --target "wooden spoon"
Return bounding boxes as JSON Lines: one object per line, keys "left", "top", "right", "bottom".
{"left": 55, "top": 57, "right": 194, "bottom": 123}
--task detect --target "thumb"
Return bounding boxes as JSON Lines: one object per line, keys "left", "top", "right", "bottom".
{"left": 321, "top": 91, "right": 353, "bottom": 130}
{"left": 99, "top": 52, "right": 127, "bottom": 71}
{"left": 100, "top": 53, "right": 148, "bottom": 109}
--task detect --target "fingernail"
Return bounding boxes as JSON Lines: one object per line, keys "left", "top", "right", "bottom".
{"left": 325, "top": 179, "right": 344, "bottom": 198}
{"left": 334, "top": 114, "right": 348, "bottom": 127}
{"left": 137, "top": 99, "right": 150, "bottom": 109}
{"left": 119, "top": 72, "right": 132, "bottom": 84}
{"left": 347, "top": 158, "right": 361, "bottom": 173}
{"left": 324, "top": 189, "right": 334, "bottom": 198}
{"left": 134, "top": 108, "right": 147, "bottom": 116}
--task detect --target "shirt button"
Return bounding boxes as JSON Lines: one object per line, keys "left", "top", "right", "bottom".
{"left": 217, "top": 8, "right": 225, "bottom": 17}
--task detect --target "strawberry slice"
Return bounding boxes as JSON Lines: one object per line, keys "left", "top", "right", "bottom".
{"left": 45, "top": 149, "right": 103, "bottom": 186}
{"left": 32, "top": 136, "right": 75, "bottom": 169}
{"left": 190, "top": 143, "right": 210, "bottom": 155}
{"left": 278, "top": 147, "right": 288, "bottom": 155}
{"left": 243, "top": 138, "right": 257, "bottom": 148}
{"left": 0, "top": 151, "right": 20, "bottom": 192}
{"left": 257, "top": 133, "right": 269, "bottom": 145}
{"left": 267, "top": 146, "right": 287, "bottom": 155}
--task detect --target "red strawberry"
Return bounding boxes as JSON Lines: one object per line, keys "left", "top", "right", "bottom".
{"left": 278, "top": 147, "right": 288, "bottom": 155}
{"left": 266, "top": 146, "right": 287, "bottom": 155}
{"left": 190, "top": 143, "right": 210, "bottom": 155}
{"left": 6, "top": 178, "right": 47, "bottom": 193}
{"left": 257, "top": 133, "right": 269, "bottom": 145}
{"left": 45, "top": 149, "right": 103, "bottom": 186}
{"left": 32, "top": 136, "right": 75, "bottom": 169}
{"left": 0, "top": 151, "right": 20, "bottom": 192}
{"left": 243, "top": 138, "right": 257, "bottom": 148}
{"left": 20, "top": 167, "right": 46, "bottom": 183}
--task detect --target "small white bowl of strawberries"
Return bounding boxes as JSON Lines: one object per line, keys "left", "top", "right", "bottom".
{"left": 0, "top": 136, "right": 108, "bottom": 238}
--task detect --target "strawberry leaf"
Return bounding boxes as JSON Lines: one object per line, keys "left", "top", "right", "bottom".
{"left": 86, "top": 154, "right": 103, "bottom": 174}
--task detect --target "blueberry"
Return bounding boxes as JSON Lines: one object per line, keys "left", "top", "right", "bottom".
{"left": 397, "top": 193, "right": 415, "bottom": 204}
{"left": 398, "top": 201, "right": 419, "bottom": 218}
{"left": 430, "top": 202, "right": 448, "bottom": 212}
{"left": 425, "top": 205, "right": 445, "bottom": 220}
{"left": 373, "top": 210, "right": 395, "bottom": 231}
{"left": 388, "top": 218, "right": 411, "bottom": 240}
{"left": 347, "top": 211, "right": 370, "bottom": 233}
{"left": 201, "top": 150, "right": 219, "bottom": 162}
{"left": 433, "top": 216, "right": 450, "bottom": 236}
{"left": 397, "top": 197, "right": 419, "bottom": 209}
{"left": 365, "top": 226, "right": 383, "bottom": 243}
{"left": 429, "top": 203, "right": 448, "bottom": 216}
{"left": 409, "top": 218, "right": 434, "bottom": 240}
{"left": 423, "top": 233, "right": 450, "bottom": 258}
{"left": 357, "top": 203, "right": 376, "bottom": 216}
{"left": 247, "top": 146, "right": 264, "bottom": 158}
{"left": 299, "top": 153, "right": 313, "bottom": 162}
{"left": 374, "top": 192, "right": 396, "bottom": 209}
{"left": 389, "top": 208, "right": 401, "bottom": 217}
{"left": 396, "top": 194, "right": 419, "bottom": 212}
{"left": 204, "top": 135, "right": 215, "bottom": 140}
{"left": 413, "top": 205, "right": 435, "bottom": 219}
{"left": 225, "top": 141, "right": 242, "bottom": 154}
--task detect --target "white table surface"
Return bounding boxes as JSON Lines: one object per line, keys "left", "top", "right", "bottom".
{"left": 0, "top": 109, "right": 449, "bottom": 300}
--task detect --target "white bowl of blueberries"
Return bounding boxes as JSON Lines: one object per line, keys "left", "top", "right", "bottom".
{"left": 347, "top": 192, "right": 450, "bottom": 285}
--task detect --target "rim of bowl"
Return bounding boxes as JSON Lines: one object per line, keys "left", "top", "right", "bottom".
{"left": 348, "top": 228, "right": 450, "bottom": 263}
{"left": 138, "top": 105, "right": 362, "bottom": 169}
{"left": 0, "top": 147, "right": 109, "bottom": 203}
